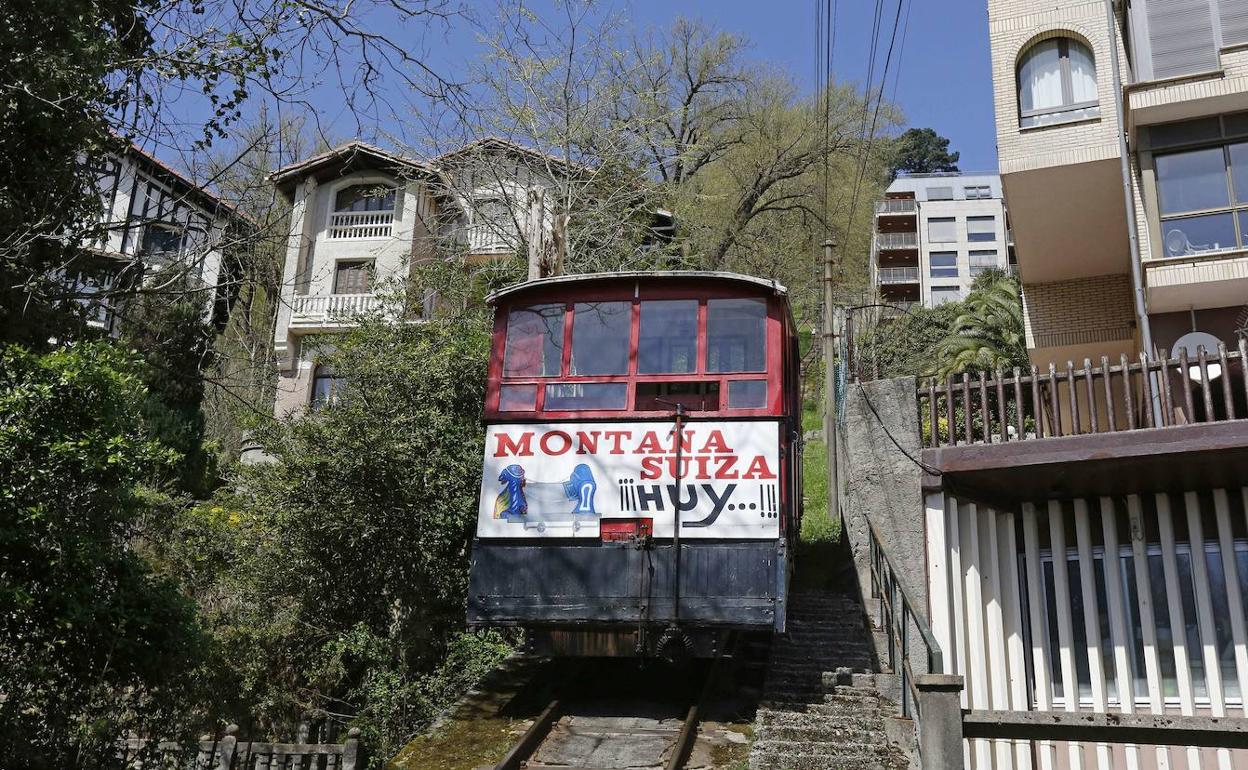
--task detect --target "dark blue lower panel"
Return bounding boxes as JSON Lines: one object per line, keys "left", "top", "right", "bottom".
{"left": 467, "top": 540, "right": 786, "bottom": 630}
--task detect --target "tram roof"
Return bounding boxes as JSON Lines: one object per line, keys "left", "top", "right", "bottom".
{"left": 486, "top": 271, "right": 789, "bottom": 305}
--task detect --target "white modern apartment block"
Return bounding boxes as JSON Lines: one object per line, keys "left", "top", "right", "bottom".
{"left": 267, "top": 138, "right": 574, "bottom": 416}
{"left": 871, "top": 172, "right": 1015, "bottom": 311}
{"left": 79, "top": 143, "right": 251, "bottom": 334}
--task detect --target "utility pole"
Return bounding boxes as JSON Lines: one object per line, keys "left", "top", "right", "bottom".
{"left": 822, "top": 238, "right": 839, "bottom": 525}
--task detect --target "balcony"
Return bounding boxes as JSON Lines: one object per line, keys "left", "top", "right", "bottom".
{"left": 876, "top": 199, "right": 917, "bottom": 216}
{"left": 917, "top": 346, "right": 1248, "bottom": 502}
{"left": 878, "top": 266, "right": 919, "bottom": 284}
{"left": 461, "top": 223, "right": 519, "bottom": 256}
{"left": 876, "top": 231, "right": 919, "bottom": 251}
{"left": 329, "top": 211, "right": 393, "bottom": 239}
{"left": 289, "top": 293, "right": 384, "bottom": 331}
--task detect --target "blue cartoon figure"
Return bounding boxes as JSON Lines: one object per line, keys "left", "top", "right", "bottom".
{"left": 493, "top": 463, "right": 597, "bottom": 523}
{"left": 493, "top": 464, "right": 528, "bottom": 520}
{"left": 563, "top": 463, "right": 597, "bottom": 515}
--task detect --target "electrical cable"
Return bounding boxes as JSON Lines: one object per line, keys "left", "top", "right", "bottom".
{"left": 855, "top": 381, "right": 943, "bottom": 476}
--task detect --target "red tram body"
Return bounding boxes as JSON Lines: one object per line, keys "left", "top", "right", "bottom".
{"left": 466, "top": 272, "right": 803, "bottom": 658}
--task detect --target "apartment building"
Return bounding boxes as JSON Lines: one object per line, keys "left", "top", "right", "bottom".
{"left": 989, "top": 0, "right": 1248, "bottom": 369}
{"left": 76, "top": 143, "right": 251, "bottom": 334}
{"left": 871, "top": 172, "right": 1015, "bottom": 311}
{"left": 268, "top": 138, "right": 580, "bottom": 416}
{"left": 848, "top": 3, "right": 1248, "bottom": 768}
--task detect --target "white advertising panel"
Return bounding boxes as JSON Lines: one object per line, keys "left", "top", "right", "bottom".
{"left": 476, "top": 421, "right": 781, "bottom": 539}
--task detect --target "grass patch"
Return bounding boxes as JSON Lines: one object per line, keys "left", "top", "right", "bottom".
{"left": 794, "top": 438, "right": 842, "bottom": 592}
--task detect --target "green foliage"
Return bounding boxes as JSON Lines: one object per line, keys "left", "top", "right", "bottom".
{"left": 142, "top": 311, "right": 507, "bottom": 759}
{"left": 0, "top": 343, "right": 205, "bottom": 767}
{"left": 885, "top": 127, "right": 960, "bottom": 180}
{"left": 120, "top": 280, "right": 221, "bottom": 496}
{"left": 933, "top": 273, "right": 1027, "bottom": 379}
{"left": 855, "top": 302, "right": 963, "bottom": 380}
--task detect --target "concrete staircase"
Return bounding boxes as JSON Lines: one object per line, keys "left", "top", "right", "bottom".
{"left": 749, "top": 592, "right": 916, "bottom": 770}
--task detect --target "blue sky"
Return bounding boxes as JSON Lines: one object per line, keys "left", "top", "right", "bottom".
{"left": 306, "top": 0, "right": 999, "bottom": 170}
{"left": 175, "top": 1, "right": 999, "bottom": 176}
{"left": 617, "top": 0, "right": 1000, "bottom": 172}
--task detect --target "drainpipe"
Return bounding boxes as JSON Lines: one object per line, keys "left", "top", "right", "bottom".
{"left": 1105, "top": 0, "right": 1164, "bottom": 423}
{"left": 1104, "top": 0, "right": 1155, "bottom": 359}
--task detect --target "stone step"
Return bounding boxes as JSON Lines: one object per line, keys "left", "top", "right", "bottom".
{"left": 749, "top": 749, "right": 908, "bottom": 770}
{"left": 750, "top": 739, "right": 907, "bottom": 758}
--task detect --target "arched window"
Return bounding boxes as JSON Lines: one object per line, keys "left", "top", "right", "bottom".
{"left": 334, "top": 184, "right": 396, "bottom": 213}
{"left": 310, "top": 364, "right": 344, "bottom": 409}
{"left": 1018, "top": 37, "right": 1099, "bottom": 128}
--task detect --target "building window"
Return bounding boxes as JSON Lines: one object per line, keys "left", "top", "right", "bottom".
{"left": 140, "top": 223, "right": 184, "bottom": 257}
{"left": 329, "top": 184, "right": 396, "bottom": 238}
{"left": 929, "top": 252, "right": 959, "bottom": 278}
{"left": 1154, "top": 141, "right": 1248, "bottom": 258}
{"left": 333, "top": 260, "right": 373, "bottom": 294}
{"left": 969, "top": 249, "right": 1000, "bottom": 276}
{"left": 967, "top": 216, "right": 997, "bottom": 242}
{"left": 928, "top": 186, "right": 954, "bottom": 201}
{"left": 931, "top": 286, "right": 962, "bottom": 305}
{"left": 335, "top": 185, "right": 396, "bottom": 212}
{"left": 1018, "top": 37, "right": 1099, "bottom": 128}
{"left": 965, "top": 185, "right": 992, "bottom": 200}
{"left": 311, "top": 365, "right": 344, "bottom": 409}
{"left": 927, "top": 217, "right": 957, "bottom": 243}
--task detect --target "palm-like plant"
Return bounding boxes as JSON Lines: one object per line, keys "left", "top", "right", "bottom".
{"left": 933, "top": 271, "right": 1027, "bottom": 379}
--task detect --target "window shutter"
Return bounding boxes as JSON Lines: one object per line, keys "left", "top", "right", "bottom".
{"left": 1221, "top": 0, "right": 1248, "bottom": 46}
{"left": 1147, "top": 0, "right": 1219, "bottom": 79}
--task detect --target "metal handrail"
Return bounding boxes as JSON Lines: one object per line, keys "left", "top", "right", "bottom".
{"left": 866, "top": 516, "right": 943, "bottom": 719}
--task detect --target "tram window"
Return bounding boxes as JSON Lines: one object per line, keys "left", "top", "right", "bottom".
{"left": 498, "top": 384, "right": 537, "bottom": 411}
{"left": 706, "top": 298, "right": 767, "bottom": 373}
{"left": 544, "top": 382, "right": 628, "bottom": 410}
{"left": 728, "top": 380, "right": 768, "bottom": 409}
{"left": 503, "top": 304, "right": 565, "bottom": 377}
{"left": 638, "top": 300, "right": 698, "bottom": 374}
{"left": 571, "top": 302, "right": 630, "bottom": 375}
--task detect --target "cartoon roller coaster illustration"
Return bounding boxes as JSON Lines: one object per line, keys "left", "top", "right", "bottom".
{"left": 493, "top": 463, "right": 599, "bottom": 532}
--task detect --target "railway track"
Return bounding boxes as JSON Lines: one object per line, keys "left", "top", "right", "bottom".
{"left": 487, "top": 646, "right": 755, "bottom": 770}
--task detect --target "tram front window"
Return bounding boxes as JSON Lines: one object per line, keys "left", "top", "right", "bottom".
{"left": 504, "top": 304, "right": 565, "bottom": 377}
{"left": 545, "top": 382, "right": 628, "bottom": 410}
{"left": 571, "top": 301, "right": 630, "bottom": 375}
{"left": 707, "top": 298, "right": 767, "bottom": 373}
{"left": 638, "top": 300, "right": 698, "bottom": 374}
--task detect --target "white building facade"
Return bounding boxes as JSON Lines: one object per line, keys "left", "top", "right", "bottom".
{"left": 871, "top": 172, "right": 1014, "bottom": 311}
{"left": 267, "top": 139, "right": 567, "bottom": 417}
{"left": 81, "top": 144, "right": 250, "bottom": 334}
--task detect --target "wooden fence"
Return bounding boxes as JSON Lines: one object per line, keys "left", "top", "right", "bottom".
{"left": 918, "top": 342, "right": 1248, "bottom": 449}
{"left": 115, "top": 725, "right": 363, "bottom": 770}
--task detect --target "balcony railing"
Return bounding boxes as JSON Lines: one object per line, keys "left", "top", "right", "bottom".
{"left": 329, "top": 211, "right": 393, "bottom": 239}
{"left": 291, "top": 293, "right": 383, "bottom": 323}
{"left": 876, "top": 231, "right": 919, "bottom": 250}
{"left": 918, "top": 344, "right": 1248, "bottom": 448}
{"left": 878, "top": 266, "right": 920, "bottom": 284}
{"left": 461, "top": 223, "right": 519, "bottom": 255}
{"left": 876, "top": 199, "right": 917, "bottom": 215}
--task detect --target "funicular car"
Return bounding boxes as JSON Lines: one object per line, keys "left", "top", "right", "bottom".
{"left": 466, "top": 271, "right": 803, "bottom": 658}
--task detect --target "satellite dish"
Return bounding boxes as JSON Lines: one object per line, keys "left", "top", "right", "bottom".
{"left": 1166, "top": 229, "right": 1189, "bottom": 257}
{"left": 1174, "top": 330, "right": 1224, "bottom": 380}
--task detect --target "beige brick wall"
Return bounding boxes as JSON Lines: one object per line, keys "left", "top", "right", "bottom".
{"left": 1022, "top": 273, "right": 1135, "bottom": 350}
{"left": 988, "top": 0, "right": 1126, "bottom": 175}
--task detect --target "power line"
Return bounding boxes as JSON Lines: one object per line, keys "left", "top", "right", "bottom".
{"left": 842, "top": 0, "right": 908, "bottom": 255}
